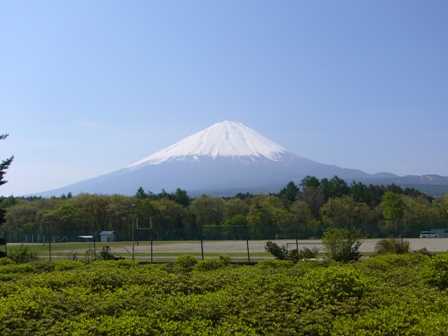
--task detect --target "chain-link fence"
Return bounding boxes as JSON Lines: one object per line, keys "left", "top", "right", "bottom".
{"left": 3, "top": 222, "right": 448, "bottom": 244}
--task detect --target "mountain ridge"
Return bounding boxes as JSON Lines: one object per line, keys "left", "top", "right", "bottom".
{"left": 29, "top": 121, "right": 448, "bottom": 197}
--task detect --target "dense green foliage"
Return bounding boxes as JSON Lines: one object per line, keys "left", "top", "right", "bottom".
{"left": 0, "top": 133, "right": 13, "bottom": 246}
{"left": 322, "top": 227, "right": 364, "bottom": 262}
{"left": 375, "top": 238, "right": 410, "bottom": 254}
{"left": 1, "top": 253, "right": 448, "bottom": 335}
{"left": 0, "top": 134, "right": 14, "bottom": 189}
{"left": 98, "top": 246, "right": 116, "bottom": 261}
{"left": 265, "top": 241, "right": 318, "bottom": 261}
{"left": 6, "top": 244, "right": 39, "bottom": 263}
{"left": 1, "top": 176, "right": 448, "bottom": 241}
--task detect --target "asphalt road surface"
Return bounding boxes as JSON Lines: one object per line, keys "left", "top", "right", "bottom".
{"left": 128, "top": 238, "right": 448, "bottom": 255}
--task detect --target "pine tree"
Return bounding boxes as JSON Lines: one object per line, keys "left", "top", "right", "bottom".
{"left": 0, "top": 134, "right": 14, "bottom": 187}
{"left": 1, "top": 133, "right": 14, "bottom": 241}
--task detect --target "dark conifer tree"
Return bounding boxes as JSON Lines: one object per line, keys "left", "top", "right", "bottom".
{"left": 0, "top": 134, "right": 13, "bottom": 249}
{"left": 0, "top": 134, "right": 14, "bottom": 188}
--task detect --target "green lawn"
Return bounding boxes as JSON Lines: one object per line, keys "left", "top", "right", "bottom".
{"left": 5, "top": 241, "right": 275, "bottom": 261}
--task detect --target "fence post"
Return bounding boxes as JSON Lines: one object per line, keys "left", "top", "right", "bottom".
{"left": 150, "top": 218, "right": 153, "bottom": 263}
{"left": 48, "top": 228, "right": 51, "bottom": 262}
{"left": 245, "top": 225, "right": 250, "bottom": 262}
{"left": 295, "top": 224, "right": 298, "bottom": 251}
{"left": 200, "top": 226, "right": 204, "bottom": 260}
{"left": 93, "top": 231, "right": 96, "bottom": 258}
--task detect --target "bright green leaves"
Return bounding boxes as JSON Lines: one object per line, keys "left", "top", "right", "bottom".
{"left": 421, "top": 252, "right": 448, "bottom": 290}
{"left": 0, "top": 254, "right": 448, "bottom": 335}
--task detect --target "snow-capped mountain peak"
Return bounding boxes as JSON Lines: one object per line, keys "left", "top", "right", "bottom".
{"left": 128, "top": 120, "right": 293, "bottom": 167}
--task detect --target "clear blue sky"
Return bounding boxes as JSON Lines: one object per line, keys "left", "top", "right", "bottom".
{"left": 1, "top": 1, "right": 448, "bottom": 196}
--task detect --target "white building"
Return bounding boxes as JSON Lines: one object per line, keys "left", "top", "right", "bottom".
{"left": 99, "top": 231, "right": 116, "bottom": 243}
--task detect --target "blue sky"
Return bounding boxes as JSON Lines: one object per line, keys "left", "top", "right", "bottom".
{"left": 1, "top": 1, "right": 448, "bottom": 196}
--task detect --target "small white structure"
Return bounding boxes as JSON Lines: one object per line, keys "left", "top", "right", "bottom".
{"left": 78, "top": 235, "right": 93, "bottom": 242}
{"left": 99, "top": 231, "right": 116, "bottom": 243}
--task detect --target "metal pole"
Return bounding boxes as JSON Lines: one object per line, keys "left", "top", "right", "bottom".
{"left": 245, "top": 225, "right": 250, "bottom": 262}
{"left": 295, "top": 224, "right": 298, "bottom": 251}
{"left": 137, "top": 218, "right": 139, "bottom": 246}
{"left": 200, "top": 226, "right": 204, "bottom": 260}
{"left": 48, "top": 228, "right": 51, "bottom": 262}
{"left": 132, "top": 202, "right": 135, "bottom": 260}
{"left": 150, "top": 218, "right": 153, "bottom": 263}
{"left": 400, "top": 222, "right": 403, "bottom": 246}
{"left": 93, "top": 231, "right": 96, "bottom": 258}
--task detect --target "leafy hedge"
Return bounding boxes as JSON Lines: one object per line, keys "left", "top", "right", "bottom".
{"left": 0, "top": 253, "right": 448, "bottom": 335}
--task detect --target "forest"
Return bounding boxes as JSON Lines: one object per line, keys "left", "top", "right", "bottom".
{"left": 1, "top": 175, "right": 448, "bottom": 241}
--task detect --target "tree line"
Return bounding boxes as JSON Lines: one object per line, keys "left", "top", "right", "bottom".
{"left": 1, "top": 175, "right": 448, "bottom": 239}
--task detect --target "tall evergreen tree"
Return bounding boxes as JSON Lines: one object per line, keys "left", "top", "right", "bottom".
{"left": 0, "top": 133, "right": 13, "bottom": 248}
{"left": 134, "top": 186, "right": 148, "bottom": 199}
{"left": 278, "top": 181, "right": 299, "bottom": 203}
{"left": 300, "top": 175, "right": 320, "bottom": 189}
{"left": 0, "top": 134, "right": 14, "bottom": 188}
{"left": 172, "top": 188, "right": 191, "bottom": 207}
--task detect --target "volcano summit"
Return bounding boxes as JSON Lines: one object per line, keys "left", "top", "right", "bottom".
{"left": 36, "top": 121, "right": 399, "bottom": 197}
{"left": 129, "top": 120, "right": 297, "bottom": 166}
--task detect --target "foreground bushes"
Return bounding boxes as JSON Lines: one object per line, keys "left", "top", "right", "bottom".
{"left": 375, "top": 238, "right": 410, "bottom": 254}
{"left": 0, "top": 253, "right": 447, "bottom": 335}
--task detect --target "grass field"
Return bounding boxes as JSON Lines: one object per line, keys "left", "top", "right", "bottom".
{"left": 5, "top": 240, "right": 275, "bottom": 262}
{"left": 4, "top": 238, "right": 448, "bottom": 262}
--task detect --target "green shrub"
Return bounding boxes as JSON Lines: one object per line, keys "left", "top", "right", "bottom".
{"left": 54, "top": 260, "right": 85, "bottom": 271}
{"left": 195, "top": 258, "right": 226, "bottom": 271}
{"left": 174, "top": 254, "right": 198, "bottom": 273}
{"left": 7, "top": 244, "right": 39, "bottom": 263}
{"left": 294, "top": 246, "right": 319, "bottom": 260}
{"left": 98, "top": 245, "right": 115, "bottom": 260}
{"left": 265, "top": 241, "right": 289, "bottom": 260}
{"left": 302, "top": 266, "right": 368, "bottom": 305}
{"left": 0, "top": 263, "right": 35, "bottom": 274}
{"left": 322, "top": 227, "right": 364, "bottom": 262}
{"left": 257, "top": 259, "right": 294, "bottom": 269}
{"left": 0, "top": 247, "right": 446, "bottom": 335}
{"left": 413, "top": 247, "right": 434, "bottom": 257}
{"left": 218, "top": 254, "right": 231, "bottom": 264}
{"left": 0, "top": 257, "right": 14, "bottom": 266}
{"left": 30, "top": 260, "right": 56, "bottom": 273}
{"left": 375, "top": 238, "right": 410, "bottom": 254}
{"left": 420, "top": 252, "right": 448, "bottom": 290}
{"left": 356, "top": 253, "right": 430, "bottom": 287}
{"left": 113, "top": 259, "right": 138, "bottom": 268}
{"left": 265, "top": 241, "right": 318, "bottom": 262}
{"left": 194, "top": 254, "right": 232, "bottom": 271}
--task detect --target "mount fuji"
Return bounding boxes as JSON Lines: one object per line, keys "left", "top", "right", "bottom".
{"left": 34, "top": 121, "right": 446, "bottom": 197}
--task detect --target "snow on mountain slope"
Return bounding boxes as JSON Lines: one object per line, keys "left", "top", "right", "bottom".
{"left": 128, "top": 120, "right": 295, "bottom": 168}
{"left": 37, "top": 120, "right": 448, "bottom": 198}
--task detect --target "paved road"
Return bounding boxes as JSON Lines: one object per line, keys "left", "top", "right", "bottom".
{"left": 14, "top": 238, "right": 448, "bottom": 260}
{"left": 127, "top": 238, "right": 448, "bottom": 254}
